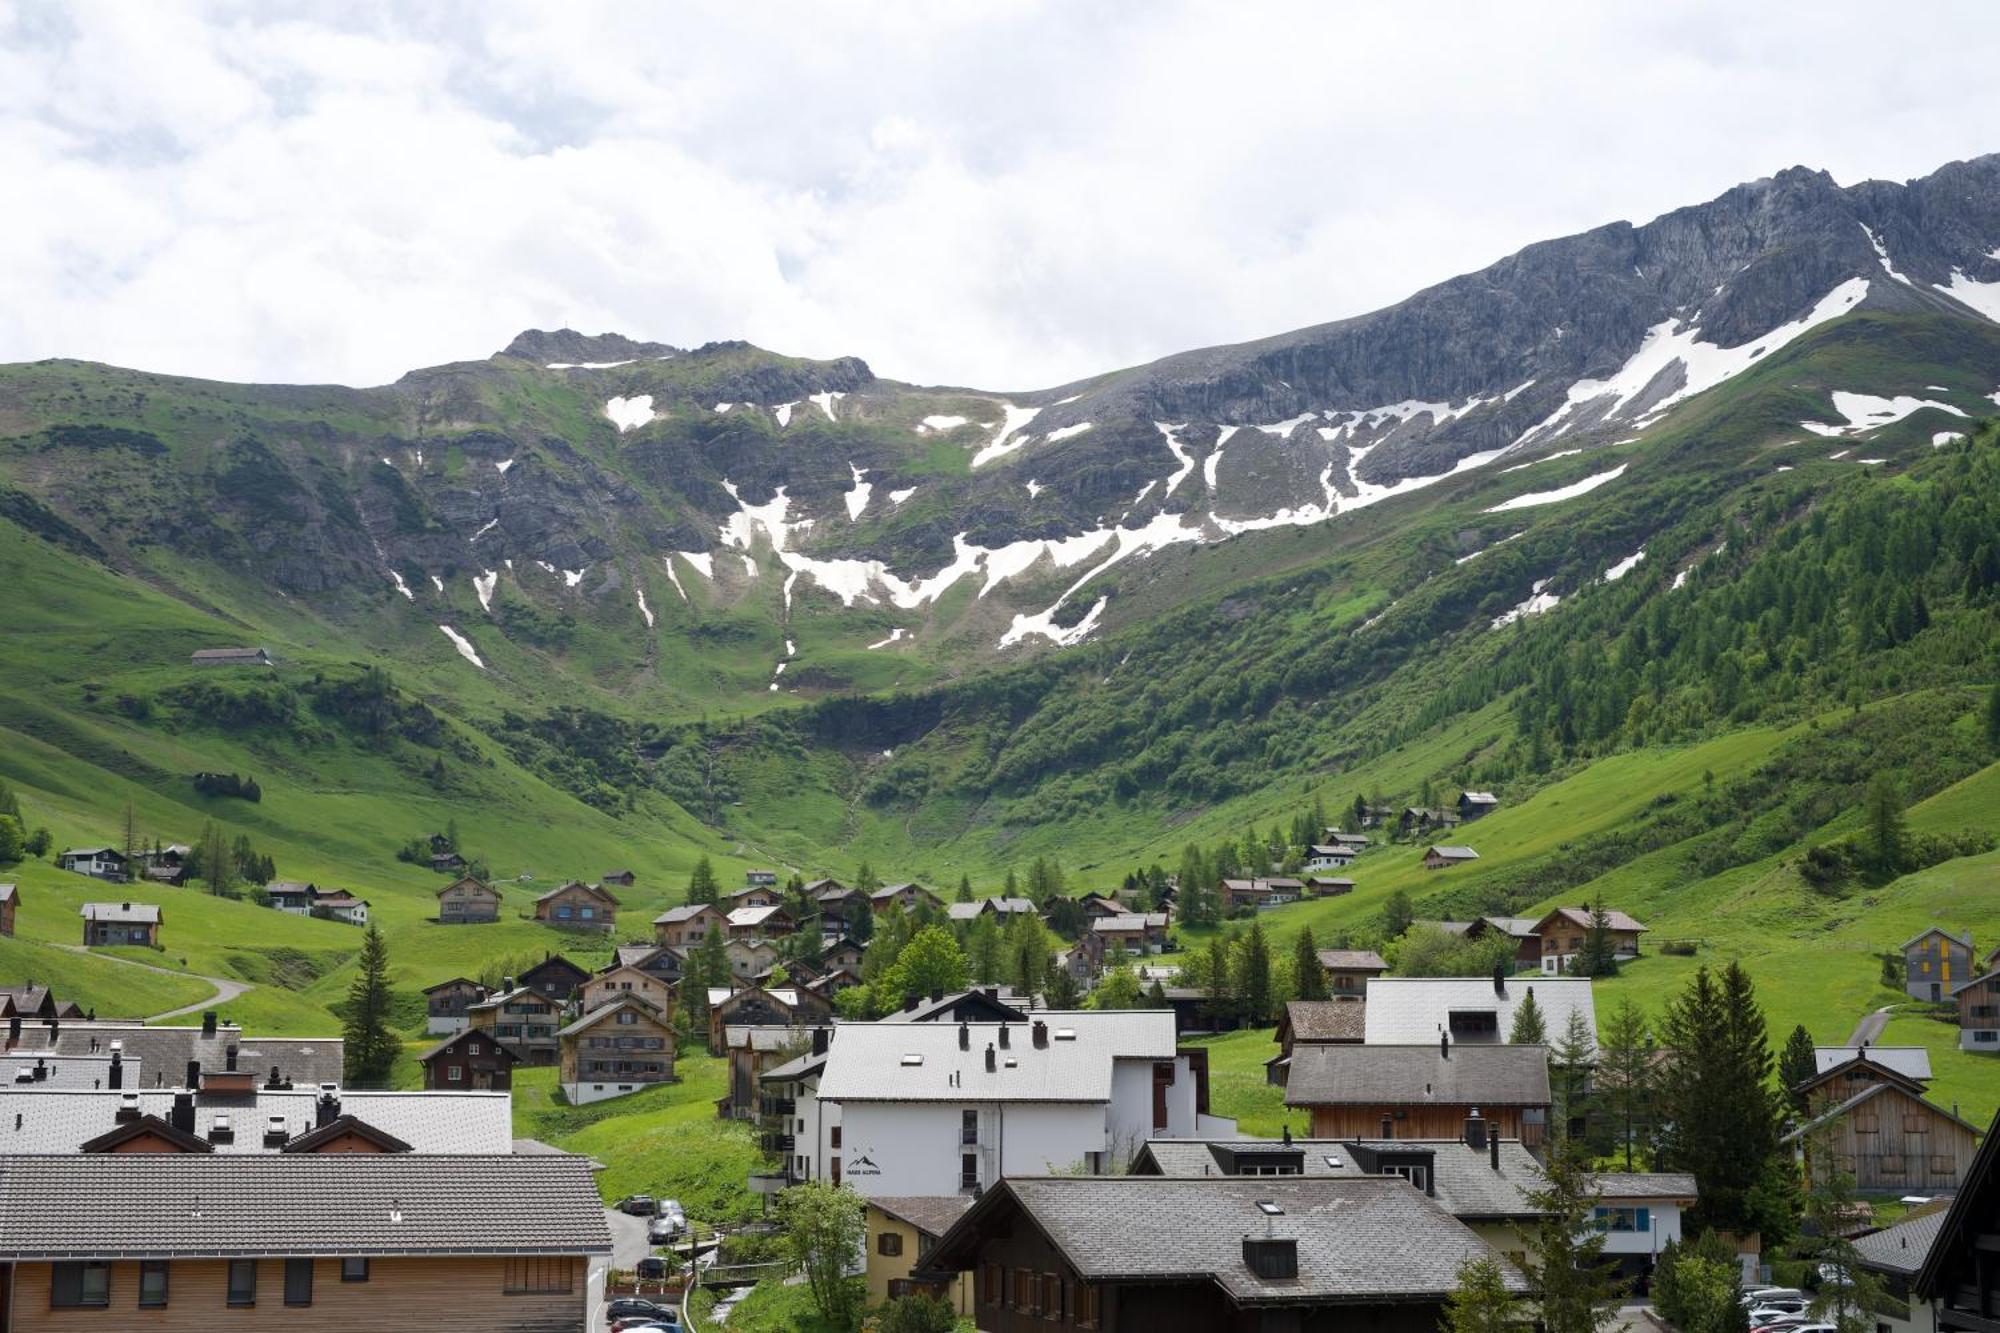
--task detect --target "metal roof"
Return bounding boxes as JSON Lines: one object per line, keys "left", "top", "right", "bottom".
{"left": 1813, "top": 1046, "right": 1933, "bottom": 1081}
{"left": 1134, "top": 1136, "right": 1548, "bottom": 1220}
{"left": 0, "top": 1153, "right": 610, "bottom": 1258}
{"left": 79, "top": 902, "right": 160, "bottom": 924}
{"left": 0, "top": 1088, "right": 513, "bottom": 1154}
{"left": 818, "top": 1012, "right": 1176, "bottom": 1104}
{"left": 1362, "top": 977, "right": 1597, "bottom": 1046}
{"left": 3, "top": 1022, "right": 343, "bottom": 1089}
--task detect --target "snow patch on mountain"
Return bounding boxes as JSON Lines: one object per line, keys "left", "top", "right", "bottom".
{"left": 1603, "top": 548, "right": 1646, "bottom": 581}
{"left": 1935, "top": 431, "right": 1966, "bottom": 447}
{"left": 889, "top": 486, "right": 916, "bottom": 506}
{"left": 547, "top": 360, "right": 634, "bottom": 369}
{"left": 1860, "top": 224, "right": 1912, "bottom": 285}
{"left": 971, "top": 404, "right": 1043, "bottom": 468}
{"left": 472, "top": 518, "right": 499, "bottom": 541}
{"left": 1025, "top": 479, "right": 1044, "bottom": 498}
{"left": 1491, "top": 579, "right": 1560, "bottom": 628}
{"left": 810, "top": 391, "right": 846, "bottom": 422}
{"left": 388, "top": 569, "right": 414, "bottom": 600}
{"left": 917, "top": 415, "right": 968, "bottom": 433}
{"left": 604, "top": 396, "right": 657, "bottom": 432}
{"left": 678, "top": 551, "right": 714, "bottom": 579}
{"left": 867, "top": 627, "right": 909, "bottom": 650}
{"left": 845, "top": 464, "right": 872, "bottom": 521}
{"left": 473, "top": 569, "right": 498, "bottom": 611}
{"left": 429, "top": 574, "right": 444, "bottom": 593}
{"left": 635, "top": 587, "right": 654, "bottom": 627}
{"left": 664, "top": 558, "right": 687, "bottom": 601}
{"left": 1500, "top": 448, "right": 1582, "bottom": 474}
{"left": 1045, "top": 422, "right": 1094, "bottom": 443}
{"left": 1800, "top": 390, "right": 1966, "bottom": 437}
{"left": 439, "top": 625, "right": 486, "bottom": 668}
{"left": 1155, "top": 422, "right": 1198, "bottom": 495}
{"left": 1519, "top": 278, "right": 1869, "bottom": 443}
{"left": 1937, "top": 268, "right": 2000, "bottom": 322}
{"left": 1485, "top": 464, "right": 1628, "bottom": 513}
{"left": 775, "top": 402, "right": 796, "bottom": 427}
{"left": 1001, "top": 595, "right": 1108, "bottom": 649}
{"left": 495, "top": 458, "right": 515, "bottom": 474}
{"left": 563, "top": 567, "right": 586, "bottom": 588}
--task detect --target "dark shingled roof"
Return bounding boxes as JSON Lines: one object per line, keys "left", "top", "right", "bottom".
{"left": 1284, "top": 1043, "right": 1550, "bottom": 1108}
{"left": 1283, "top": 1001, "right": 1367, "bottom": 1043}
{"left": 869, "top": 1194, "right": 974, "bottom": 1239}
{"left": 0, "top": 1153, "right": 611, "bottom": 1258}
{"left": 1853, "top": 1206, "right": 1950, "bottom": 1278}
{"left": 1132, "top": 1137, "right": 1548, "bottom": 1221}
{"left": 931, "top": 1176, "right": 1526, "bottom": 1304}
{"left": 1316, "top": 950, "right": 1387, "bottom": 971}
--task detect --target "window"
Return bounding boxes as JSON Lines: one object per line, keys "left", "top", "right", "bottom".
{"left": 981, "top": 1263, "right": 1002, "bottom": 1305}
{"left": 139, "top": 1260, "right": 169, "bottom": 1307}
{"left": 50, "top": 1261, "right": 110, "bottom": 1308}
{"left": 1074, "top": 1281, "right": 1102, "bottom": 1329}
{"left": 1384, "top": 1163, "right": 1430, "bottom": 1193}
{"left": 504, "top": 1257, "right": 575, "bottom": 1294}
{"left": 227, "top": 1259, "right": 257, "bottom": 1307}
{"left": 1932, "top": 1155, "right": 1955, "bottom": 1175}
{"left": 447, "top": 1065, "right": 463, "bottom": 1081}
{"left": 1854, "top": 1112, "right": 1880, "bottom": 1134}
{"left": 284, "top": 1257, "right": 314, "bottom": 1306}
{"left": 617, "top": 1010, "right": 637, "bottom": 1025}
{"left": 1906, "top": 1115, "right": 1932, "bottom": 1134}
{"left": 962, "top": 1109, "right": 979, "bottom": 1145}
{"left": 1880, "top": 1155, "right": 1906, "bottom": 1176}
{"left": 877, "top": 1231, "right": 904, "bottom": 1257}
{"left": 1013, "top": 1267, "right": 1036, "bottom": 1312}
{"left": 1042, "top": 1272, "right": 1063, "bottom": 1321}
{"left": 341, "top": 1258, "right": 369, "bottom": 1283}
{"left": 1592, "top": 1206, "right": 1652, "bottom": 1233}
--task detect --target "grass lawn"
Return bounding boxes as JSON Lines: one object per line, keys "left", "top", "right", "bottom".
{"left": 1183, "top": 1026, "right": 1292, "bottom": 1138}
{"left": 509, "top": 1058, "right": 766, "bottom": 1224}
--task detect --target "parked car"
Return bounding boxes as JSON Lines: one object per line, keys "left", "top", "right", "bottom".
{"left": 607, "top": 1296, "right": 675, "bottom": 1321}
{"left": 613, "top": 1320, "right": 680, "bottom": 1332}
{"left": 617, "top": 1195, "right": 657, "bottom": 1216}
{"left": 1748, "top": 1305, "right": 1809, "bottom": 1325}
{"left": 649, "top": 1213, "right": 684, "bottom": 1243}
{"left": 1742, "top": 1287, "right": 1806, "bottom": 1307}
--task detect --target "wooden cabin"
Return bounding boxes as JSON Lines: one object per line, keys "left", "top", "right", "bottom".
{"left": 533, "top": 880, "right": 618, "bottom": 932}
{"left": 434, "top": 875, "right": 500, "bottom": 924}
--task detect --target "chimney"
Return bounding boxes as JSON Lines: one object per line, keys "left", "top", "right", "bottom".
{"left": 903, "top": 993, "right": 919, "bottom": 1012}
{"left": 201, "top": 1011, "right": 218, "bottom": 1037}
{"left": 1440, "top": 1031, "right": 1450, "bottom": 1059}
{"left": 1032, "top": 1021, "right": 1048, "bottom": 1049}
{"left": 108, "top": 1050, "right": 123, "bottom": 1091}
{"left": 7, "top": 1015, "right": 19, "bottom": 1046}
{"left": 1380, "top": 1113, "right": 1393, "bottom": 1138}
{"left": 317, "top": 1091, "right": 341, "bottom": 1129}
{"left": 958, "top": 1022, "right": 970, "bottom": 1051}
{"left": 998, "top": 1025, "right": 1010, "bottom": 1049}
{"left": 32, "top": 1058, "right": 46, "bottom": 1082}
{"left": 1491, "top": 1133, "right": 1501, "bottom": 1172}
{"left": 185, "top": 1059, "right": 201, "bottom": 1090}
{"left": 1463, "top": 1108, "right": 1487, "bottom": 1151}
{"left": 811, "top": 1028, "right": 828, "bottom": 1056}
{"left": 170, "top": 1091, "right": 195, "bottom": 1134}
{"left": 984, "top": 1043, "right": 996, "bottom": 1073}
{"left": 1282, "top": 1125, "right": 1292, "bottom": 1146}
{"left": 225, "top": 1045, "right": 238, "bottom": 1073}
{"left": 116, "top": 1092, "right": 140, "bottom": 1122}
{"left": 931, "top": 988, "right": 944, "bottom": 1003}
{"left": 501, "top": 976, "right": 515, "bottom": 993}
{"left": 263, "top": 1115, "right": 288, "bottom": 1148}
{"left": 984, "top": 986, "right": 1000, "bottom": 1002}
{"left": 1493, "top": 963, "right": 1507, "bottom": 996}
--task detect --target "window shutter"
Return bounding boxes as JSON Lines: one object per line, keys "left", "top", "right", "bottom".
{"left": 1637, "top": 1207, "right": 1651, "bottom": 1232}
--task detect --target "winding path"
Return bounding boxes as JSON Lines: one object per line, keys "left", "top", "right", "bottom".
{"left": 53, "top": 943, "right": 252, "bottom": 1021}
{"left": 1847, "top": 1004, "right": 1895, "bottom": 1047}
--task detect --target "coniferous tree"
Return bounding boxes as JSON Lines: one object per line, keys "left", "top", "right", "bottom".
{"left": 0, "top": 817, "right": 23, "bottom": 866}
{"left": 855, "top": 860, "right": 882, "bottom": 894}
{"left": 968, "top": 913, "right": 1003, "bottom": 984}
{"left": 1013, "top": 936, "right": 1045, "bottom": 1001}
{"left": 1044, "top": 964, "right": 1082, "bottom": 1009}
{"left": 1145, "top": 977, "right": 1170, "bottom": 1009}
{"left": 342, "top": 924, "right": 401, "bottom": 1087}
{"left": 1777, "top": 1023, "right": 1818, "bottom": 1119}
{"left": 686, "top": 855, "right": 719, "bottom": 904}
{"left": 1596, "top": 997, "right": 1655, "bottom": 1170}
{"left": 848, "top": 895, "right": 874, "bottom": 944}
{"left": 1551, "top": 1007, "right": 1596, "bottom": 1141}
{"left": 1522, "top": 1138, "right": 1621, "bottom": 1333}
{"left": 1658, "top": 963, "right": 1786, "bottom": 1238}
{"left": 200, "top": 819, "right": 232, "bottom": 896}
{"left": 1571, "top": 897, "right": 1619, "bottom": 977}
{"left": 1509, "top": 987, "right": 1547, "bottom": 1045}
{"left": 1793, "top": 1122, "right": 1886, "bottom": 1332}
{"left": 1292, "top": 926, "right": 1328, "bottom": 1001}
{"left": 1986, "top": 682, "right": 2000, "bottom": 752}
{"left": 1237, "top": 924, "right": 1273, "bottom": 1025}
{"left": 1202, "top": 935, "right": 1235, "bottom": 1028}
{"left": 955, "top": 874, "right": 973, "bottom": 903}
{"left": 1863, "top": 774, "right": 1909, "bottom": 878}
{"left": 686, "top": 927, "right": 732, "bottom": 1020}
{"left": 1445, "top": 1255, "right": 1520, "bottom": 1333}
{"left": 1379, "top": 888, "right": 1415, "bottom": 939}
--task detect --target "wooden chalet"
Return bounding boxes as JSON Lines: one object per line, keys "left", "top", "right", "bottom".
{"left": 558, "top": 993, "right": 677, "bottom": 1105}
{"left": 707, "top": 985, "right": 834, "bottom": 1056}
{"left": 1284, "top": 1041, "right": 1551, "bottom": 1148}
{"left": 1305, "top": 875, "right": 1355, "bottom": 897}
{"left": 419, "top": 1027, "right": 520, "bottom": 1091}
{"left": 79, "top": 902, "right": 159, "bottom": 948}
{"left": 1531, "top": 906, "right": 1648, "bottom": 971}
{"left": 653, "top": 902, "right": 726, "bottom": 948}
{"left": 1786, "top": 1055, "right": 1981, "bottom": 1192}
{"left": 517, "top": 953, "right": 590, "bottom": 1003}
{"left": 609, "top": 943, "right": 685, "bottom": 986}
{"left": 1315, "top": 949, "right": 1387, "bottom": 997}
{"left": 1913, "top": 1107, "right": 2000, "bottom": 1329}
{"left": 464, "top": 984, "right": 563, "bottom": 1066}
{"left": 579, "top": 963, "right": 675, "bottom": 1016}
{"left": 1908, "top": 928, "right": 1978, "bottom": 1003}
{"left": 727, "top": 903, "right": 797, "bottom": 939}
{"left": 1397, "top": 806, "right": 1459, "bottom": 840}
{"left": 602, "top": 869, "right": 637, "bottom": 887}
{"left": 1457, "top": 790, "right": 1501, "bottom": 820}
{"left": 1267, "top": 999, "right": 1367, "bottom": 1086}
{"left": 871, "top": 882, "right": 944, "bottom": 915}
{"left": 420, "top": 977, "right": 488, "bottom": 1035}
{"left": 58, "top": 848, "right": 129, "bottom": 883}
{"left": 532, "top": 880, "right": 618, "bottom": 932}
{"left": 434, "top": 874, "right": 500, "bottom": 924}
{"left": 0, "top": 883, "right": 15, "bottom": 937}
{"left": 1421, "top": 845, "right": 1479, "bottom": 870}
{"left": 1465, "top": 916, "right": 1542, "bottom": 967}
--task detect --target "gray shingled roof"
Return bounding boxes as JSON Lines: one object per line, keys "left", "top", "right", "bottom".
{"left": 79, "top": 902, "right": 160, "bottom": 924}
{"left": 0, "top": 1089, "right": 513, "bottom": 1154}
{"left": 3, "top": 1022, "right": 344, "bottom": 1089}
{"left": 1134, "top": 1137, "right": 1547, "bottom": 1220}
{"left": 869, "top": 1194, "right": 974, "bottom": 1239}
{"left": 1427, "top": 846, "right": 1479, "bottom": 859}
{"left": 0, "top": 1154, "right": 611, "bottom": 1258}
{"left": 1284, "top": 1001, "right": 1366, "bottom": 1043}
{"left": 1591, "top": 1172, "right": 1697, "bottom": 1200}
{"left": 1093, "top": 913, "right": 1169, "bottom": 932}
{"left": 1853, "top": 1207, "right": 1949, "bottom": 1278}
{"left": 653, "top": 903, "right": 716, "bottom": 924}
{"left": 1317, "top": 950, "right": 1387, "bottom": 971}
{"left": 941, "top": 1177, "right": 1527, "bottom": 1303}
{"left": 1813, "top": 1046, "right": 1933, "bottom": 1081}
{"left": 1285, "top": 1044, "right": 1551, "bottom": 1107}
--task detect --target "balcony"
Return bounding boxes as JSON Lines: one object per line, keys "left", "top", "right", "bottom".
{"left": 761, "top": 1097, "right": 796, "bottom": 1117}
{"left": 760, "top": 1133, "right": 796, "bottom": 1152}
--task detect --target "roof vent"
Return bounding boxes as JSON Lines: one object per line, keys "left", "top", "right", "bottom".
{"left": 998, "top": 1025, "right": 1010, "bottom": 1049}
{"left": 116, "top": 1093, "right": 141, "bottom": 1122}
{"left": 264, "top": 1115, "right": 288, "bottom": 1147}
{"left": 1032, "top": 1021, "right": 1048, "bottom": 1048}
{"left": 984, "top": 1043, "right": 996, "bottom": 1073}
{"left": 958, "top": 1022, "right": 970, "bottom": 1051}
{"left": 209, "top": 1114, "right": 234, "bottom": 1145}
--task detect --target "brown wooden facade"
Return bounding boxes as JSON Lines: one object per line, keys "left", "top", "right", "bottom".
{"left": 434, "top": 876, "right": 500, "bottom": 924}
{"left": 419, "top": 1029, "right": 518, "bottom": 1091}
{"left": 465, "top": 989, "right": 563, "bottom": 1066}
{"left": 421, "top": 978, "right": 487, "bottom": 1028}
{"left": 0, "top": 884, "right": 15, "bottom": 937}
{"left": 579, "top": 965, "right": 675, "bottom": 1016}
{"left": 559, "top": 997, "right": 677, "bottom": 1092}
{"left": 533, "top": 881, "right": 617, "bottom": 932}
{"left": 1799, "top": 1081, "right": 1980, "bottom": 1193}
{"left": 1955, "top": 971, "right": 2000, "bottom": 1051}
{"left": 654, "top": 903, "right": 725, "bottom": 949}
{"left": 0, "top": 1254, "right": 589, "bottom": 1331}
{"left": 1306, "top": 1103, "right": 1545, "bottom": 1149}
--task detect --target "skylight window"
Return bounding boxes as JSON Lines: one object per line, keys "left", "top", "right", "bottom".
{"left": 1323, "top": 1155, "right": 1343, "bottom": 1169}
{"left": 899, "top": 1054, "right": 923, "bottom": 1066}
{"left": 1054, "top": 1029, "right": 1077, "bottom": 1041}
{"left": 1256, "top": 1200, "right": 1284, "bottom": 1215}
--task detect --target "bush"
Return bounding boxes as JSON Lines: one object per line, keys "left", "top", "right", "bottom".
{"left": 877, "top": 1290, "right": 958, "bottom": 1333}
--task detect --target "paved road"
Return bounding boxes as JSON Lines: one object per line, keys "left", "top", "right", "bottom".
{"left": 606, "top": 1209, "right": 651, "bottom": 1270}
{"left": 1848, "top": 1004, "right": 1895, "bottom": 1046}
{"left": 54, "top": 943, "right": 252, "bottom": 1020}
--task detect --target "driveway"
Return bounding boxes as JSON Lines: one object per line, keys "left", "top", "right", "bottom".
{"left": 606, "top": 1208, "right": 652, "bottom": 1269}
{"left": 1848, "top": 1005, "right": 1894, "bottom": 1047}
{"left": 53, "top": 943, "right": 252, "bottom": 1020}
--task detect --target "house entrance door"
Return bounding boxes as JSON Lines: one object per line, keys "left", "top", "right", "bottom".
{"left": 1932, "top": 983, "right": 1942, "bottom": 1001}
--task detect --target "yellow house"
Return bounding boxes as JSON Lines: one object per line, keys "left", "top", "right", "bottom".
{"left": 863, "top": 1197, "right": 973, "bottom": 1313}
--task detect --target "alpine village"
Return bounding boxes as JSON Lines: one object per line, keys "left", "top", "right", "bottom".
{"left": 15, "top": 21, "right": 2000, "bottom": 1333}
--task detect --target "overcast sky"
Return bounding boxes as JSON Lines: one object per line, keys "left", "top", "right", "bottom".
{"left": 5, "top": 1, "right": 2000, "bottom": 390}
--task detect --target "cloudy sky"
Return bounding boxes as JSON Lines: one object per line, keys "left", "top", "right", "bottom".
{"left": 6, "top": 1, "right": 2000, "bottom": 390}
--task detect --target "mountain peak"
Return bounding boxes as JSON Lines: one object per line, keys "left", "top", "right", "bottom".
{"left": 499, "top": 328, "right": 678, "bottom": 364}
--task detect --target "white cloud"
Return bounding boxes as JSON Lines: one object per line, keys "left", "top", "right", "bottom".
{"left": 4, "top": 2, "right": 2000, "bottom": 389}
